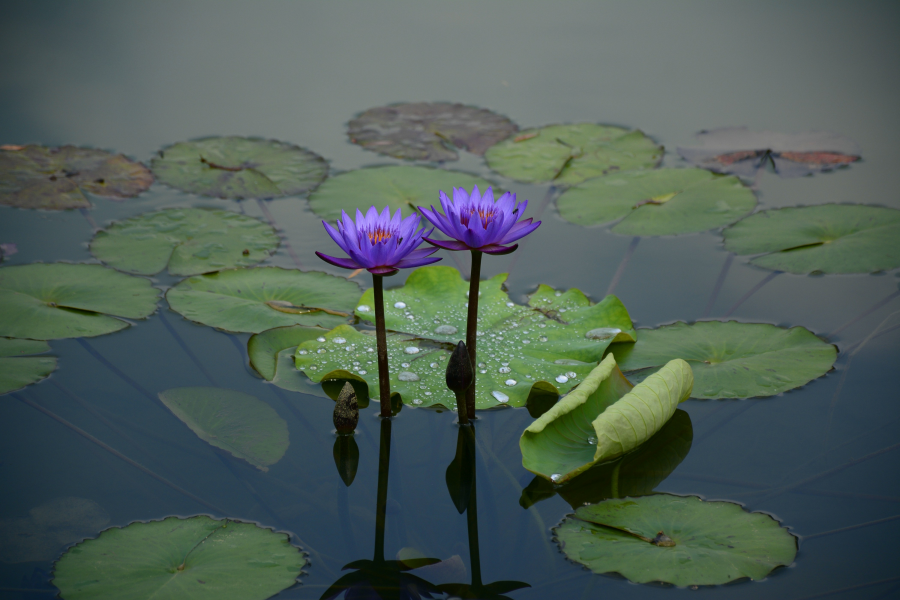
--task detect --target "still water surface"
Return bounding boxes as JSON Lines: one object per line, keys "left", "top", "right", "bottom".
{"left": 1, "top": 3, "right": 899, "bottom": 598}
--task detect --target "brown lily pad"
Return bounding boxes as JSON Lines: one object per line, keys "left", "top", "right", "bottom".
{"left": 348, "top": 102, "right": 518, "bottom": 162}
{"left": 0, "top": 145, "right": 153, "bottom": 210}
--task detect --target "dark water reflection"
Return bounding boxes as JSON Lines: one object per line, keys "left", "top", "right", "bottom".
{"left": 2, "top": 3, "right": 900, "bottom": 599}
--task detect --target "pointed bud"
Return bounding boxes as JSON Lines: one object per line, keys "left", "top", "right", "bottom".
{"left": 333, "top": 382, "right": 359, "bottom": 433}
{"left": 446, "top": 341, "right": 474, "bottom": 395}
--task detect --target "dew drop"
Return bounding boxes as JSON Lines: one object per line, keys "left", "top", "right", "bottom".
{"left": 316, "top": 337, "right": 326, "bottom": 343}
{"left": 404, "top": 347, "right": 420, "bottom": 354}
{"left": 413, "top": 398, "right": 423, "bottom": 405}
{"left": 366, "top": 347, "right": 374, "bottom": 353}
{"left": 587, "top": 436, "right": 597, "bottom": 445}
{"left": 394, "top": 301, "right": 407, "bottom": 309}
{"left": 434, "top": 324, "right": 458, "bottom": 335}
{"left": 499, "top": 366, "right": 511, "bottom": 374}
{"left": 297, "top": 349, "right": 308, "bottom": 355}
{"left": 505, "top": 379, "right": 517, "bottom": 386}
{"left": 480, "top": 370, "right": 487, "bottom": 374}
{"left": 424, "top": 391, "right": 432, "bottom": 396}
{"left": 476, "top": 331, "right": 484, "bottom": 337}
{"left": 550, "top": 473, "right": 561, "bottom": 482}
{"left": 317, "top": 348, "right": 327, "bottom": 354}
{"left": 357, "top": 305, "right": 370, "bottom": 312}
{"left": 556, "top": 374, "right": 569, "bottom": 383}
{"left": 566, "top": 371, "right": 577, "bottom": 379}
{"left": 491, "top": 390, "right": 509, "bottom": 403}
{"left": 539, "top": 336, "right": 548, "bottom": 342}
{"left": 501, "top": 362, "right": 509, "bottom": 367}
{"left": 430, "top": 362, "right": 439, "bottom": 368}
{"left": 585, "top": 327, "right": 621, "bottom": 341}
{"left": 478, "top": 362, "right": 486, "bottom": 368}
{"left": 555, "top": 291, "right": 563, "bottom": 297}
{"left": 523, "top": 339, "right": 531, "bottom": 344}
{"left": 398, "top": 371, "right": 419, "bottom": 382}
{"left": 309, "top": 365, "right": 318, "bottom": 371}
{"left": 333, "top": 336, "right": 346, "bottom": 344}
{"left": 506, "top": 302, "right": 514, "bottom": 307}
{"left": 358, "top": 369, "right": 367, "bottom": 375}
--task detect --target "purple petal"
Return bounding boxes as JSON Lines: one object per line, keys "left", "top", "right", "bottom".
{"left": 480, "top": 243, "right": 518, "bottom": 255}
{"left": 315, "top": 251, "right": 362, "bottom": 270}
{"left": 395, "top": 255, "right": 443, "bottom": 268}
{"left": 496, "top": 191, "right": 516, "bottom": 213}
{"left": 401, "top": 245, "right": 440, "bottom": 261}
{"left": 500, "top": 220, "right": 541, "bottom": 244}
{"left": 423, "top": 237, "right": 472, "bottom": 251}
{"left": 322, "top": 220, "right": 351, "bottom": 254}
{"left": 367, "top": 265, "right": 399, "bottom": 276}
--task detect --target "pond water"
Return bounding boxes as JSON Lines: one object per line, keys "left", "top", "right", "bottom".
{"left": 2, "top": 2, "right": 900, "bottom": 599}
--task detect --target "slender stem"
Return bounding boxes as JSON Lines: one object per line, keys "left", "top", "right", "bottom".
{"left": 456, "top": 391, "right": 469, "bottom": 424}
{"left": 702, "top": 253, "right": 734, "bottom": 317}
{"left": 724, "top": 270, "right": 781, "bottom": 317}
{"left": 606, "top": 236, "right": 640, "bottom": 296}
{"left": 374, "top": 417, "right": 392, "bottom": 563}
{"left": 465, "top": 425, "right": 482, "bottom": 588}
{"left": 832, "top": 289, "right": 900, "bottom": 336}
{"left": 373, "top": 274, "right": 392, "bottom": 417}
{"left": 464, "top": 250, "right": 483, "bottom": 418}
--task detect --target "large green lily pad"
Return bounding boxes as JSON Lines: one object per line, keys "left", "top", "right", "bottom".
{"left": 307, "top": 165, "right": 494, "bottom": 220}
{"left": 0, "top": 145, "right": 153, "bottom": 210}
{"left": 0, "top": 338, "right": 56, "bottom": 395}
{"left": 520, "top": 409, "right": 693, "bottom": 510}
{"left": 0, "top": 497, "right": 110, "bottom": 563}
{"left": 610, "top": 321, "right": 836, "bottom": 399}
{"left": 520, "top": 356, "right": 692, "bottom": 484}
{"left": 0, "top": 264, "right": 159, "bottom": 340}
{"left": 53, "top": 515, "right": 307, "bottom": 600}
{"left": 158, "top": 387, "right": 289, "bottom": 471}
{"left": 166, "top": 267, "right": 360, "bottom": 333}
{"left": 556, "top": 168, "right": 756, "bottom": 235}
{"left": 91, "top": 208, "right": 279, "bottom": 276}
{"left": 723, "top": 204, "right": 900, "bottom": 274}
{"left": 484, "top": 124, "right": 662, "bottom": 186}
{"left": 348, "top": 102, "right": 518, "bottom": 162}
{"left": 555, "top": 494, "right": 797, "bottom": 586}
{"left": 151, "top": 136, "right": 327, "bottom": 199}
{"left": 295, "top": 266, "right": 636, "bottom": 409}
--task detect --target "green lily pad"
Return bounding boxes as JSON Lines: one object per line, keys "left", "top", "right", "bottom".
{"left": 556, "top": 168, "right": 756, "bottom": 235}
{"left": 90, "top": 208, "right": 279, "bottom": 276}
{"left": 308, "top": 165, "right": 494, "bottom": 220}
{"left": 0, "top": 264, "right": 159, "bottom": 340}
{"left": 158, "top": 386, "right": 289, "bottom": 471}
{"left": 0, "top": 497, "right": 110, "bottom": 563}
{"left": 484, "top": 124, "right": 662, "bottom": 186}
{"left": 151, "top": 136, "right": 327, "bottom": 199}
{"left": 520, "top": 409, "right": 693, "bottom": 510}
{"left": 348, "top": 102, "right": 518, "bottom": 162}
{"left": 723, "top": 204, "right": 900, "bottom": 274}
{"left": 53, "top": 515, "right": 306, "bottom": 600}
{"left": 0, "top": 337, "right": 56, "bottom": 395}
{"left": 520, "top": 355, "right": 692, "bottom": 484}
{"left": 295, "top": 266, "right": 636, "bottom": 409}
{"left": 0, "top": 145, "right": 153, "bottom": 210}
{"left": 166, "top": 267, "right": 361, "bottom": 333}
{"left": 554, "top": 494, "right": 797, "bottom": 586}
{"left": 610, "top": 321, "right": 837, "bottom": 399}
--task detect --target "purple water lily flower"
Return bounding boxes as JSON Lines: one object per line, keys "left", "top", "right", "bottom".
{"left": 419, "top": 185, "right": 540, "bottom": 255}
{"left": 316, "top": 206, "right": 441, "bottom": 277}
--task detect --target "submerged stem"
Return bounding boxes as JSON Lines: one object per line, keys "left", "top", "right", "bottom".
{"left": 373, "top": 274, "right": 392, "bottom": 417}
{"left": 374, "top": 417, "right": 392, "bottom": 563}
{"left": 464, "top": 250, "right": 483, "bottom": 418}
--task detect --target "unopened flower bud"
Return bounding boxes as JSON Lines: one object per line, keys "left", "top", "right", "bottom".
{"left": 333, "top": 382, "right": 359, "bottom": 433}
{"left": 446, "top": 341, "right": 474, "bottom": 395}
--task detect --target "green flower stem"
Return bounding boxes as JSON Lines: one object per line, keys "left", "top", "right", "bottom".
{"left": 374, "top": 417, "right": 392, "bottom": 562}
{"left": 464, "top": 425, "right": 482, "bottom": 587}
{"left": 464, "top": 250, "right": 483, "bottom": 418}
{"left": 373, "top": 275, "right": 392, "bottom": 417}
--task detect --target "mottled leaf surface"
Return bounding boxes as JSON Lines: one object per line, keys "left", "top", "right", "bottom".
{"left": 723, "top": 204, "right": 900, "bottom": 274}
{"left": 485, "top": 124, "right": 662, "bottom": 185}
{"left": 159, "top": 386, "right": 289, "bottom": 471}
{"left": 166, "top": 267, "right": 360, "bottom": 333}
{"left": 555, "top": 495, "right": 797, "bottom": 586}
{"left": 0, "top": 264, "right": 159, "bottom": 340}
{"left": 611, "top": 321, "right": 836, "bottom": 399}
{"left": 152, "top": 136, "right": 327, "bottom": 199}
{"left": 348, "top": 102, "right": 518, "bottom": 161}
{"left": 0, "top": 145, "right": 152, "bottom": 210}
{"left": 557, "top": 168, "right": 756, "bottom": 235}
{"left": 53, "top": 515, "right": 306, "bottom": 600}
{"left": 91, "top": 208, "right": 279, "bottom": 276}
{"left": 308, "top": 165, "right": 494, "bottom": 220}
{"left": 678, "top": 127, "right": 860, "bottom": 178}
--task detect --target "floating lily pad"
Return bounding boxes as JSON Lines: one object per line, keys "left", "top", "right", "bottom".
{"left": 723, "top": 204, "right": 900, "bottom": 274}
{"left": 484, "top": 124, "right": 662, "bottom": 186}
{"left": 0, "top": 145, "right": 153, "bottom": 210}
{"left": 520, "top": 409, "right": 693, "bottom": 510}
{"left": 556, "top": 169, "right": 756, "bottom": 235}
{"left": 0, "top": 337, "right": 56, "bottom": 395}
{"left": 159, "top": 386, "right": 289, "bottom": 471}
{"left": 520, "top": 355, "right": 692, "bottom": 484}
{"left": 53, "top": 515, "right": 306, "bottom": 600}
{"left": 678, "top": 127, "right": 860, "bottom": 178}
{"left": 348, "top": 102, "right": 519, "bottom": 162}
{"left": 166, "top": 267, "right": 360, "bottom": 333}
{"left": 151, "top": 136, "right": 327, "bottom": 199}
{"left": 554, "top": 494, "right": 797, "bottom": 586}
{"left": 295, "top": 266, "right": 636, "bottom": 410}
{"left": 610, "top": 321, "right": 837, "bottom": 399}
{"left": 308, "top": 165, "right": 494, "bottom": 220}
{"left": 0, "top": 263, "right": 159, "bottom": 340}
{"left": 0, "top": 497, "right": 109, "bottom": 563}
{"left": 91, "top": 208, "right": 279, "bottom": 276}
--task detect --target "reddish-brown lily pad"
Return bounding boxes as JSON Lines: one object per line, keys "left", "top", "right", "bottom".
{"left": 0, "top": 145, "right": 153, "bottom": 210}
{"left": 348, "top": 102, "right": 518, "bottom": 162}
{"left": 677, "top": 127, "right": 860, "bottom": 178}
